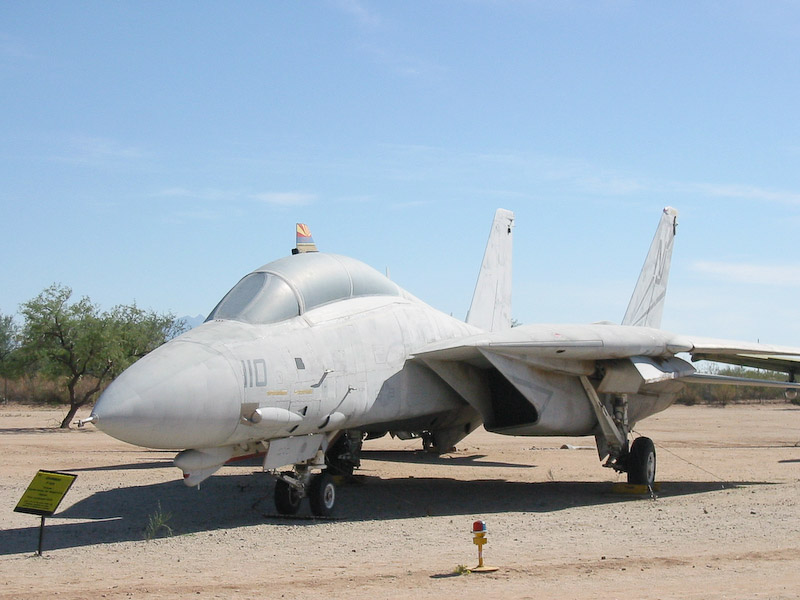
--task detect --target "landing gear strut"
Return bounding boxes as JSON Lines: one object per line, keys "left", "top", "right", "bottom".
{"left": 581, "top": 376, "right": 658, "bottom": 486}
{"left": 274, "top": 476, "right": 302, "bottom": 515}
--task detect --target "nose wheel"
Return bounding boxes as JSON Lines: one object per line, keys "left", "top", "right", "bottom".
{"left": 309, "top": 472, "right": 335, "bottom": 517}
{"left": 274, "top": 476, "right": 302, "bottom": 515}
{"left": 273, "top": 469, "right": 337, "bottom": 517}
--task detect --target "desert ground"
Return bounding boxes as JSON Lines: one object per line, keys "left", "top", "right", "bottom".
{"left": 2, "top": 403, "right": 799, "bottom": 600}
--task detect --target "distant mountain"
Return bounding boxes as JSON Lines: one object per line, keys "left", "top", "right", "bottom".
{"left": 177, "top": 314, "right": 206, "bottom": 330}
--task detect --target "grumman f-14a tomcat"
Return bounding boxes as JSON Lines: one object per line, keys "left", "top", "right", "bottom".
{"left": 82, "top": 208, "right": 800, "bottom": 516}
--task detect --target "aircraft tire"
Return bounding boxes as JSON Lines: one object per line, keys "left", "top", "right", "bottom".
{"left": 274, "top": 479, "right": 302, "bottom": 515}
{"left": 627, "top": 436, "right": 656, "bottom": 486}
{"left": 309, "top": 472, "right": 336, "bottom": 517}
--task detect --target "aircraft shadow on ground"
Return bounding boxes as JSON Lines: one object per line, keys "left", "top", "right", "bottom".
{"left": 361, "top": 449, "right": 532, "bottom": 469}
{"left": 0, "top": 428, "right": 76, "bottom": 435}
{"left": 2, "top": 471, "right": 764, "bottom": 556}
{"left": 67, "top": 461, "right": 175, "bottom": 472}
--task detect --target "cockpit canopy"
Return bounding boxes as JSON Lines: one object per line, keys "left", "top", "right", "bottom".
{"left": 206, "top": 253, "right": 400, "bottom": 325}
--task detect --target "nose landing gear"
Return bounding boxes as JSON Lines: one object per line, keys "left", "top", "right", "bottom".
{"left": 308, "top": 472, "right": 335, "bottom": 517}
{"left": 273, "top": 467, "right": 337, "bottom": 517}
{"left": 274, "top": 476, "right": 302, "bottom": 514}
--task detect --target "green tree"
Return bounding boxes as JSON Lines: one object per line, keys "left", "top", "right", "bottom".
{"left": 19, "top": 284, "right": 184, "bottom": 428}
{"left": 0, "top": 312, "right": 20, "bottom": 401}
{"left": 108, "top": 304, "right": 185, "bottom": 362}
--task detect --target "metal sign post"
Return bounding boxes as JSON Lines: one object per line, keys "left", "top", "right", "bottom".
{"left": 14, "top": 470, "right": 78, "bottom": 556}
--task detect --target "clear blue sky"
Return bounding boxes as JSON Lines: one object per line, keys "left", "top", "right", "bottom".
{"left": 2, "top": 1, "right": 800, "bottom": 344}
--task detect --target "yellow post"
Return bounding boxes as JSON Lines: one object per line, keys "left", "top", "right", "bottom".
{"left": 471, "top": 520, "right": 498, "bottom": 573}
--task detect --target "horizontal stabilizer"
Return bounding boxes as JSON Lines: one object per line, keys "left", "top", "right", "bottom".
{"left": 681, "top": 372, "right": 800, "bottom": 390}
{"left": 688, "top": 337, "right": 800, "bottom": 375}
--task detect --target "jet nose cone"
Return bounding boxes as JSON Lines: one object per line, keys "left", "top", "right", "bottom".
{"left": 93, "top": 341, "right": 241, "bottom": 448}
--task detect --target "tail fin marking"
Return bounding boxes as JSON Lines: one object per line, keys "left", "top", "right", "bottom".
{"left": 294, "top": 223, "right": 318, "bottom": 254}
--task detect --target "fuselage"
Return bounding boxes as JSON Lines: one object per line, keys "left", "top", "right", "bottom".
{"left": 92, "top": 253, "right": 480, "bottom": 450}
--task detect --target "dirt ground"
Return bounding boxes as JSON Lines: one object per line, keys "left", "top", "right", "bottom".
{"left": 2, "top": 403, "right": 800, "bottom": 600}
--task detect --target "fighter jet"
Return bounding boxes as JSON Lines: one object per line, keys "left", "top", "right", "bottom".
{"left": 83, "top": 209, "right": 800, "bottom": 516}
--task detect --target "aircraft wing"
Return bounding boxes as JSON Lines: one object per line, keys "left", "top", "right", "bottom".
{"left": 686, "top": 337, "right": 800, "bottom": 374}
{"left": 414, "top": 323, "right": 694, "bottom": 366}
{"left": 416, "top": 326, "right": 800, "bottom": 373}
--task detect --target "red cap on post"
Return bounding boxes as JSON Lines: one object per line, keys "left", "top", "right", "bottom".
{"left": 472, "top": 520, "right": 487, "bottom": 533}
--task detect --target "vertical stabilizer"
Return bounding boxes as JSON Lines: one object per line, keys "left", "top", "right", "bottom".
{"left": 466, "top": 208, "right": 514, "bottom": 332}
{"left": 622, "top": 207, "right": 678, "bottom": 328}
{"left": 294, "top": 223, "right": 318, "bottom": 254}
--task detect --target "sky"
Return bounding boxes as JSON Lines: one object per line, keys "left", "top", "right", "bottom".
{"left": 2, "top": 1, "right": 800, "bottom": 345}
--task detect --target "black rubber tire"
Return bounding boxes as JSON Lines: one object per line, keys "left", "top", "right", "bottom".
{"left": 274, "top": 479, "right": 302, "bottom": 515}
{"left": 309, "top": 472, "right": 336, "bottom": 517}
{"left": 627, "top": 436, "right": 656, "bottom": 486}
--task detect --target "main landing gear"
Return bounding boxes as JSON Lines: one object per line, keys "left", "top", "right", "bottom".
{"left": 580, "top": 377, "right": 657, "bottom": 487}
{"left": 274, "top": 468, "right": 336, "bottom": 517}
{"left": 598, "top": 433, "right": 657, "bottom": 487}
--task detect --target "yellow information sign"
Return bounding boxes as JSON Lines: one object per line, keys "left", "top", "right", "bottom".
{"left": 14, "top": 470, "right": 77, "bottom": 517}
